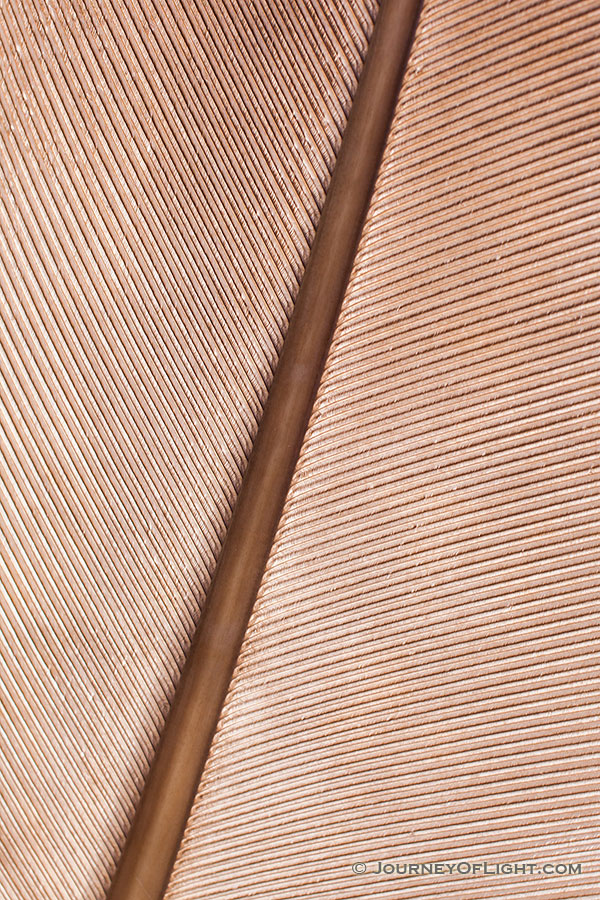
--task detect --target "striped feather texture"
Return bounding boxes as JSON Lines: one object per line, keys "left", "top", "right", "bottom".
{"left": 0, "top": 1, "right": 376, "bottom": 897}
{"left": 165, "top": 0, "right": 600, "bottom": 896}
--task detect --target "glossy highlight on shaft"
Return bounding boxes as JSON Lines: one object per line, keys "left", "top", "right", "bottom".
{"left": 106, "top": 1, "right": 422, "bottom": 898}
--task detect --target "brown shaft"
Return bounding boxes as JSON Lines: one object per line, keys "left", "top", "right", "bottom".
{"left": 107, "top": 2, "right": 421, "bottom": 898}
